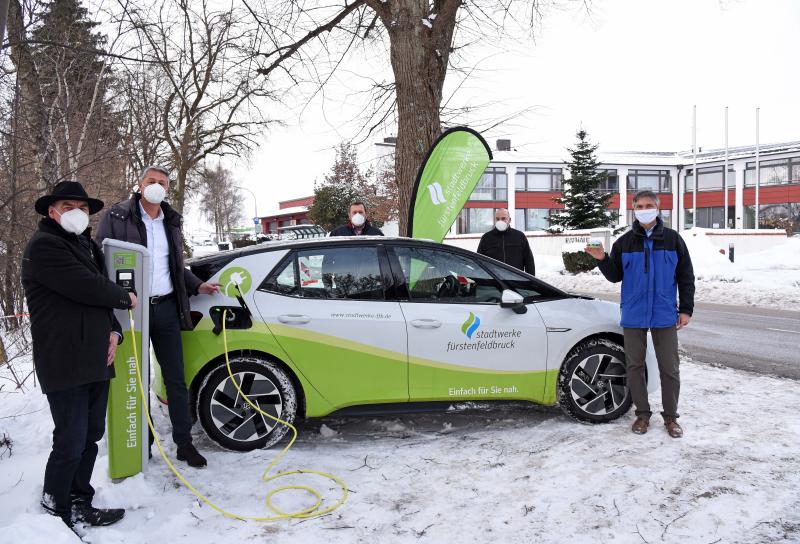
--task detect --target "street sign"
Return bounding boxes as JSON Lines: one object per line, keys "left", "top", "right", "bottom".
{"left": 253, "top": 217, "right": 260, "bottom": 225}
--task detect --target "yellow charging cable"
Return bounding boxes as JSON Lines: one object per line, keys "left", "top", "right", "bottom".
{"left": 127, "top": 309, "right": 348, "bottom": 521}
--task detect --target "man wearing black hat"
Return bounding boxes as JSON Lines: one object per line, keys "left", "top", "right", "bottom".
{"left": 96, "top": 166, "right": 220, "bottom": 468}
{"left": 22, "top": 181, "right": 138, "bottom": 529}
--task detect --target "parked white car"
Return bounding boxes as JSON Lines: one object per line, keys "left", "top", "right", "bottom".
{"left": 162, "top": 237, "right": 659, "bottom": 451}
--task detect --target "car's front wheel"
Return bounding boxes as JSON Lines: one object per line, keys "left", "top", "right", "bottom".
{"left": 558, "top": 338, "right": 632, "bottom": 423}
{"left": 197, "top": 356, "right": 297, "bottom": 451}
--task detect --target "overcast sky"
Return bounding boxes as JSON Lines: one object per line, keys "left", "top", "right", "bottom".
{"left": 187, "top": 0, "right": 800, "bottom": 232}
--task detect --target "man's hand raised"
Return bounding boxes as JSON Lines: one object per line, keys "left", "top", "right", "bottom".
{"left": 584, "top": 243, "right": 606, "bottom": 261}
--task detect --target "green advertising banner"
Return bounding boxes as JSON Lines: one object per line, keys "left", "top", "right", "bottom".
{"left": 407, "top": 127, "right": 493, "bottom": 242}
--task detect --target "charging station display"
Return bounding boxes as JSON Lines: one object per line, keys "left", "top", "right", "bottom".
{"left": 103, "top": 240, "right": 151, "bottom": 479}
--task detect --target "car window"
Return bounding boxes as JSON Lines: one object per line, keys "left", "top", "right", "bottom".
{"left": 262, "top": 247, "right": 384, "bottom": 300}
{"left": 261, "top": 257, "right": 298, "bottom": 296}
{"left": 483, "top": 262, "right": 542, "bottom": 299}
{"left": 393, "top": 246, "right": 503, "bottom": 303}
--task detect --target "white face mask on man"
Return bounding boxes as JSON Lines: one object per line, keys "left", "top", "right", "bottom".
{"left": 634, "top": 209, "right": 659, "bottom": 225}
{"left": 351, "top": 213, "right": 366, "bottom": 227}
{"left": 495, "top": 219, "right": 509, "bottom": 232}
{"left": 142, "top": 183, "right": 167, "bottom": 205}
{"left": 55, "top": 208, "right": 90, "bottom": 235}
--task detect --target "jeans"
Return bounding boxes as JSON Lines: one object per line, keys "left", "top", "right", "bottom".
{"left": 43, "top": 380, "right": 109, "bottom": 514}
{"left": 149, "top": 297, "right": 193, "bottom": 446}
{"left": 623, "top": 326, "right": 681, "bottom": 419}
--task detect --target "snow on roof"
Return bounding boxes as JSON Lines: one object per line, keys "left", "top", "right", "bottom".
{"left": 490, "top": 140, "right": 800, "bottom": 168}
{"left": 261, "top": 205, "right": 309, "bottom": 218}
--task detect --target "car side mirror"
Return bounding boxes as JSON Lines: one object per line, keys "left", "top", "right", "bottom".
{"left": 500, "top": 289, "right": 527, "bottom": 314}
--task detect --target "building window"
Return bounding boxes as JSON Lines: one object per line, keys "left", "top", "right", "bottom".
{"left": 744, "top": 203, "right": 800, "bottom": 233}
{"left": 457, "top": 208, "right": 497, "bottom": 234}
{"left": 515, "top": 167, "right": 562, "bottom": 191}
{"left": 686, "top": 166, "right": 735, "bottom": 191}
{"left": 744, "top": 156, "right": 800, "bottom": 186}
{"left": 689, "top": 206, "right": 735, "bottom": 229}
{"left": 514, "top": 208, "right": 554, "bottom": 231}
{"left": 596, "top": 169, "right": 618, "bottom": 192}
{"left": 628, "top": 169, "right": 671, "bottom": 193}
{"left": 470, "top": 167, "right": 508, "bottom": 201}
{"left": 627, "top": 209, "right": 672, "bottom": 228}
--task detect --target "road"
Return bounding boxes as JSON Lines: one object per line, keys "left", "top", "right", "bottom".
{"left": 579, "top": 293, "right": 800, "bottom": 380}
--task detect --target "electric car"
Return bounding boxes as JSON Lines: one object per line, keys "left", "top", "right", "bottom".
{"left": 154, "top": 237, "right": 659, "bottom": 451}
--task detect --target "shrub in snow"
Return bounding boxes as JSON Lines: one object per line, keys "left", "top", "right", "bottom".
{"left": 562, "top": 251, "right": 598, "bottom": 274}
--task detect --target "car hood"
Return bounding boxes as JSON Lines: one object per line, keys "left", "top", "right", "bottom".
{"left": 535, "top": 297, "right": 621, "bottom": 333}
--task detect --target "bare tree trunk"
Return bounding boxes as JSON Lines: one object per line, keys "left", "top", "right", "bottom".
{"left": 380, "top": 0, "right": 457, "bottom": 235}
{"left": 7, "top": 0, "right": 57, "bottom": 186}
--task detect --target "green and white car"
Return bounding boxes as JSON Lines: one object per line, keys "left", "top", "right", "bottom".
{"left": 154, "top": 237, "right": 658, "bottom": 451}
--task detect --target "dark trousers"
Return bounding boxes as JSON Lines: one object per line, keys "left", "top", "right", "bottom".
{"left": 150, "top": 297, "right": 193, "bottom": 446}
{"left": 44, "top": 380, "right": 109, "bottom": 513}
{"left": 623, "top": 326, "right": 681, "bottom": 419}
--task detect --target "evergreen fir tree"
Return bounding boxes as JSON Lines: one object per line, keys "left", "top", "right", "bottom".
{"left": 548, "top": 130, "right": 616, "bottom": 231}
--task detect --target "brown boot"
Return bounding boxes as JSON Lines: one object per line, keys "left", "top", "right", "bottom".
{"left": 631, "top": 415, "right": 650, "bottom": 434}
{"left": 664, "top": 417, "right": 683, "bottom": 438}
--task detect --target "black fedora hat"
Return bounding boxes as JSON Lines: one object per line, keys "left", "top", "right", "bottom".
{"left": 35, "top": 181, "right": 104, "bottom": 216}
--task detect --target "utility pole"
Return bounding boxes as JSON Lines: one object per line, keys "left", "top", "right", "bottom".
{"left": 236, "top": 185, "right": 260, "bottom": 234}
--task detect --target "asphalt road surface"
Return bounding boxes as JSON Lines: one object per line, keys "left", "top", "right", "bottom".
{"left": 578, "top": 293, "right": 800, "bottom": 380}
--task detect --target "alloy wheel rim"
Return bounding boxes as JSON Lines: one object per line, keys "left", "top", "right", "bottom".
{"left": 210, "top": 371, "right": 283, "bottom": 442}
{"left": 569, "top": 353, "right": 629, "bottom": 416}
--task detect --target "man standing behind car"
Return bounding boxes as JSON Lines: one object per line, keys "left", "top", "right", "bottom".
{"left": 96, "top": 166, "right": 221, "bottom": 468}
{"left": 584, "top": 190, "right": 695, "bottom": 438}
{"left": 329, "top": 201, "right": 384, "bottom": 236}
{"left": 22, "top": 181, "right": 137, "bottom": 529}
{"left": 477, "top": 208, "right": 536, "bottom": 275}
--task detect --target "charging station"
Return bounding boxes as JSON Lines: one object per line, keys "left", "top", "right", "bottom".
{"left": 103, "top": 240, "right": 151, "bottom": 479}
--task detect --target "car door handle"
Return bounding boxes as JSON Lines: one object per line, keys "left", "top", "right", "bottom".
{"left": 278, "top": 314, "right": 311, "bottom": 324}
{"left": 410, "top": 319, "right": 442, "bottom": 329}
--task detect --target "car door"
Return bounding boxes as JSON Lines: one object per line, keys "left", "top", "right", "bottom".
{"left": 254, "top": 244, "right": 408, "bottom": 410}
{"left": 388, "top": 244, "right": 549, "bottom": 403}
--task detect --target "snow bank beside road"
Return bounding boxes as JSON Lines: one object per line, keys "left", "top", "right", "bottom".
{"left": 541, "top": 234, "right": 800, "bottom": 310}
{"left": 1, "top": 359, "right": 799, "bottom": 543}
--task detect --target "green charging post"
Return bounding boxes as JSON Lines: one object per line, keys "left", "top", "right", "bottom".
{"left": 103, "top": 240, "right": 151, "bottom": 479}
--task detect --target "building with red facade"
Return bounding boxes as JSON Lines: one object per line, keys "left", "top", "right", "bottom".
{"left": 456, "top": 139, "right": 800, "bottom": 235}
{"left": 260, "top": 195, "right": 315, "bottom": 234}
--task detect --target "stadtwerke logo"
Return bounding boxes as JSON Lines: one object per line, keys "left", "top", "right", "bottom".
{"left": 461, "top": 312, "right": 481, "bottom": 339}
{"left": 428, "top": 182, "right": 447, "bottom": 206}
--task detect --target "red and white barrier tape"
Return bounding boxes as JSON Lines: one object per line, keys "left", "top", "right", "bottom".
{"left": 0, "top": 314, "right": 29, "bottom": 320}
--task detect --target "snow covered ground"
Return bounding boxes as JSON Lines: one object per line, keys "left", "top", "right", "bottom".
{"left": 2, "top": 355, "right": 799, "bottom": 544}
{"left": 539, "top": 234, "right": 800, "bottom": 311}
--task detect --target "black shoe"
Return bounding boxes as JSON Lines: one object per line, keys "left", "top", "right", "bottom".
{"left": 41, "top": 494, "right": 73, "bottom": 529}
{"left": 176, "top": 443, "right": 207, "bottom": 468}
{"left": 71, "top": 500, "right": 125, "bottom": 527}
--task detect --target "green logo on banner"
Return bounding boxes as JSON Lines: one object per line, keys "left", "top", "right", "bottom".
{"left": 220, "top": 267, "right": 252, "bottom": 297}
{"left": 114, "top": 252, "right": 136, "bottom": 269}
{"left": 408, "top": 127, "right": 492, "bottom": 242}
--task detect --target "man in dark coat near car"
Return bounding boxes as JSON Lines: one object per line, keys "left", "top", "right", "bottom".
{"left": 96, "top": 165, "right": 221, "bottom": 468}
{"left": 477, "top": 208, "right": 536, "bottom": 275}
{"left": 22, "top": 181, "right": 137, "bottom": 529}
{"left": 329, "top": 201, "right": 384, "bottom": 236}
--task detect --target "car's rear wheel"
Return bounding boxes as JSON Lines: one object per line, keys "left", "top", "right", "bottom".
{"left": 558, "top": 338, "right": 631, "bottom": 423}
{"left": 197, "top": 356, "right": 297, "bottom": 451}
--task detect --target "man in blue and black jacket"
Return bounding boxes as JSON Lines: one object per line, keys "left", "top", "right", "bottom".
{"left": 586, "top": 190, "right": 695, "bottom": 438}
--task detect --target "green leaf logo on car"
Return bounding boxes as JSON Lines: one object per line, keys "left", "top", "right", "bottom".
{"left": 461, "top": 312, "right": 481, "bottom": 339}
{"left": 219, "top": 267, "right": 252, "bottom": 297}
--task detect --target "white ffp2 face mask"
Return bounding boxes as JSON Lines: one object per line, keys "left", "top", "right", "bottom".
{"left": 495, "top": 220, "right": 509, "bottom": 232}
{"left": 634, "top": 209, "right": 659, "bottom": 225}
{"left": 351, "top": 213, "right": 366, "bottom": 227}
{"left": 56, "top": 208, "right": 90, "bottom": 235}
{"left": 142, "top": 183, "right": 166, "bottom": 204}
